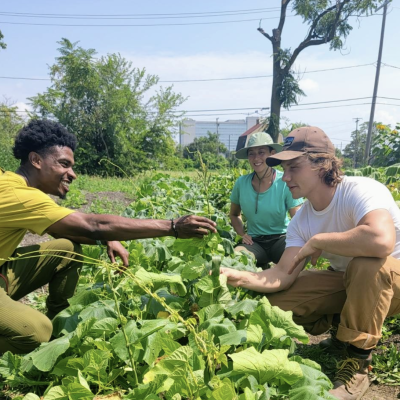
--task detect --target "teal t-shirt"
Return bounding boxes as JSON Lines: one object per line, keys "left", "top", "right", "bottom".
{"left": 230, "top": 169, "right": 303, "bottom": 236}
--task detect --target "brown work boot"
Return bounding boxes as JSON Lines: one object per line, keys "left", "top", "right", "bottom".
{"left": 320, "top": 325, "right": 348, "bottom": 355}
{"left": 329, "top": 353, "right": 372, "bottom": 399}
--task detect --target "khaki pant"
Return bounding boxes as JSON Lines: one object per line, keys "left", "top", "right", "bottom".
{"left": 0, "top": 239, "right": 82, "bottom": 354}
{"left": 267, "top": 256, "right": 400, "bottom": 350}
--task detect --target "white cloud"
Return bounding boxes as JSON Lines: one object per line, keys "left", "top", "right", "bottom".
{"left": 12, "top": 102, "right": 32, "bottom": 117}
{"left": 299, "top": 78, "right": 319, "bottom": 92}
{"left": 375, "top": 109, "right": 398, "bottom": 127}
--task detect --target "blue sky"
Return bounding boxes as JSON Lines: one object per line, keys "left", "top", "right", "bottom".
{"left": 1, "top": 0, "right": 399, "bottom": 149}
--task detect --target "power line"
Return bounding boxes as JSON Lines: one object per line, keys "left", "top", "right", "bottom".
{"left": 0, "top": 7, "right": 280, "bottom": 18}
{"left": 4, "top": 97, "right": 400, "bottom": 116}
{"left": 0, "top": 63, "right": 375, "bottom": 83}
{"left": 0, "top": 15, "right": 287, "bottom": 27}
{"left": 382, "top": 63, "right": 400, "bottom": 70}
{"left": 0, "top": 8, "right": 281, "bottom": 20}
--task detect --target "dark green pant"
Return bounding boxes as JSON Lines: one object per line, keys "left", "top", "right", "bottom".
{"left": 236, "top": 234, "right": 286, "bottom": 266}
{"left": 0, "top": 239, "right": 82, "bottom": 354}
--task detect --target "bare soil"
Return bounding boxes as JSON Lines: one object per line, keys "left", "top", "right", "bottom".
{"left": 305, "top": 333, "right": 400, "bottom": 399}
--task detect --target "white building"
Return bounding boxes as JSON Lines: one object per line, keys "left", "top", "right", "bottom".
{"left": 179, "top": 117, "right": 259, "bottom": 152}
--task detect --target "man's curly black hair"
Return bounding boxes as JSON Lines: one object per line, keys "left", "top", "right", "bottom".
{"left": 13, "top": 119, "right": 77, "bottom": 163}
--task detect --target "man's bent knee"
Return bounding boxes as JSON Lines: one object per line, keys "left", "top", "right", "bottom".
{"left": 1, "top": 313, "right": 52, "bottom": 354}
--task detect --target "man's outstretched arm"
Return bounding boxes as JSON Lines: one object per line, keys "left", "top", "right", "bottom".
{"left": 46, "top": 212, "right": 217, "bottom": 241}
{"left": 220, "top": 246, "right": 305, "bottom": 293}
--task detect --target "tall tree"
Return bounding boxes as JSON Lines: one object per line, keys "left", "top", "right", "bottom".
{"left": 183, "top": 132, "right": 229, "bottom": 169}
{"left": 30, "top": 38, "right": 185, "bottom": 174}
{"left": 371, "top": 123, "right": 400, "bottom": 167}
{"left": 258, "top": 0, "right": 383, "bottom": 142}
{"left": 342, "top": 121, "right": 369, "bottom": 168}
{"left": 0, "top": 102, "right": 24, "bottom": 170}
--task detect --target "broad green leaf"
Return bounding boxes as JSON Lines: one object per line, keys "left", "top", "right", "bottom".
{"left": 111, "top": 320, "right": 167, "bottom": 363}
{"left": 51, "top": 356, "right": 84, "bottom": 377}
{"left": 134, "top": 268, "right": 187, "bottom": 296}
{"left": 230, "top": 347, "right": 303, "bottom": 385}
{"left": 143, "top": 346, "right": 192, "bottom": 384}
{"left": 52, "top": 305, "right": 83, "bottom": 337}
{"left": 181, "top": 255, "right": 207, "bottom": 280}
{"left": 83, "top": 350, "right": 109, "bottom": 375}
{"left": 238, "top": 387, "right": 257, "bottom": 400}
{"left": 246, "top": 324, "right": 264, "bottom": 347}
{"left": 197, "top": 304, "right": 225, "bottom": 325}
{"left": 77, "top": 370, "right": 90, "bottom": 391}
{"left": 68, "top": 288, "right": 102, "bottom": 306}
{"left": 226, "top": 299, "right": 258, "bottom": 317}
{"left": 209, "top": 378, "right": 237, "bottom": 400}
{"left": 219, "top": 329, "right": 247, "bottom": 346}
{"left": 79, "top": 301, "right": 117, "bottom": 321}
{"left": 65, "top": 382, "right": 94, "bottom": 400}
{"left": 43, "top": 386, "right": 68, "bottom": 400}
{"left": 249, "top": 298, "right": 309, "bottom": 343}
{"left": 22, "top": 394, "right": 40, "bottom": 400}
{"left": 88, "top": 317, "right": 118, "bottom": 338}
{"left": 30, "top": 337, "right": 70, "bottom": 372}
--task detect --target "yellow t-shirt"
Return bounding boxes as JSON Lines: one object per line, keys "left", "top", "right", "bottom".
{"left": 0, "top": 171, "right": 75, "bottom": 267}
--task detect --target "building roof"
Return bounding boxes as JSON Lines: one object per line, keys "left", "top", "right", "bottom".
{"left": 239, "top": 120, "right": 269, "bottom": 137}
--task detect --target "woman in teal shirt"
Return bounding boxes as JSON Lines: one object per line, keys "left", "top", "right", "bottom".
{"left": 230, "top": 132, "right": 303, "bottom": 267}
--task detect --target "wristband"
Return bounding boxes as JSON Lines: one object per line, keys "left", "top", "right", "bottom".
{"left": 170, "top": 219, "right": 179, "bottom": 238}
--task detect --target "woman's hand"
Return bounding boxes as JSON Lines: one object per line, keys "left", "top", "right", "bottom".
{"left": 241, "top": 234, "right": 253, "bottom": 245}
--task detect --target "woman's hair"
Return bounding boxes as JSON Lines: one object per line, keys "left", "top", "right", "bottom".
{"left": 13, "top": 119, "right": 77, "bottom": 163}
{"left": 306, "top": 152, "right": 344, "bottom": 186}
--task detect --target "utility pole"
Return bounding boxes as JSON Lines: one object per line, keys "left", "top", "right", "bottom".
{"left": 364, "top": 0, "right": 390, "bottom": 164}
{"left": 353, "top": 118, "right": 362, "bottom": 168}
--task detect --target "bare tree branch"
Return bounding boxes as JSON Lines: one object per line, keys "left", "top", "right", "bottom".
{"left": 284, "top": 0, "right": 352, "bottom": 72}
{"left": 257, "top": 27, "right": 273, "bottom": 42}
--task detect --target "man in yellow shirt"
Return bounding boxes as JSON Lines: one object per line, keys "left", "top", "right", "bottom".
{"left": 0, "top": 119, "right": 216, "bottom": 354}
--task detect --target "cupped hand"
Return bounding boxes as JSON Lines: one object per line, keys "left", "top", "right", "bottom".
{"left": 175, "top": 215, "right": 217, "bottom": 239}
{"left": 288, "top": 240, "right": 322, "bottom": 274}
{"left": 219, "top": 267, "right": 245, "bottom": 288}
{"left": 242, "top": 234, "right": 253, "bottom": 245}
{"left": 106, "top": 241, "right": 129, "bottom": 269}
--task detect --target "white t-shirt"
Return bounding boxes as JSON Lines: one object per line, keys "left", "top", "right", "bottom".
{"left": 286, "top": 176, "right": 400, "bottom": 271}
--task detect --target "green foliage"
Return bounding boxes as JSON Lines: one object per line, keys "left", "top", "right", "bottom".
{"left": 342, "top": 121, "right": 369, "bottom": 168}
{"left": 371, "top": 344, "right": 400, "bottom": 385}
{"left": 0, "top": 171, "right": 338, "bottom": 399}
{"left": 0, "top": 103, "right": 24, "bottom": 171}
{"left": 183, "top": 132, "right": 229, "bottom": 170}
{"left": 372, "top": 123, "right": 400, "bottom": 167}
{"left": 29, "top": 38, "right": 185, "bottom": 175}
{"left": 0, "top": 29, "right": 6, "bottom": 50}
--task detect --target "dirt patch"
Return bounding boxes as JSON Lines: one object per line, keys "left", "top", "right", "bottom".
{"left": 302, "top": 333, "right": 400, "bottom": 399}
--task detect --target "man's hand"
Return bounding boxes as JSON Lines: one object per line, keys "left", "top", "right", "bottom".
{"left": 106, "top": 241, "right": 129, "bottom": 267}
{"left": 241, "top": 234, "right": 253, "bottom": 245}
{"left": 219, "top": 267, "right": 247, "bottom": 287}
{"left": 288, "top": 239, "right": 322, "bottom": 274}
{"left": 175, "top": 215, "right": 217, "bottom": 239}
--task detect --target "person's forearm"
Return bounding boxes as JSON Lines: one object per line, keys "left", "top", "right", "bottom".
{"left": 230, "top": 215, "right": 246, "bottom": 236}
{"left": 232, "top": 268, "right": 293, "bottom": 293}
{"left": 312, "top": 227, "right": 394, "bottom": 259}
{"left": 51, "top": 214, "right": 174, "bottom": 241}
